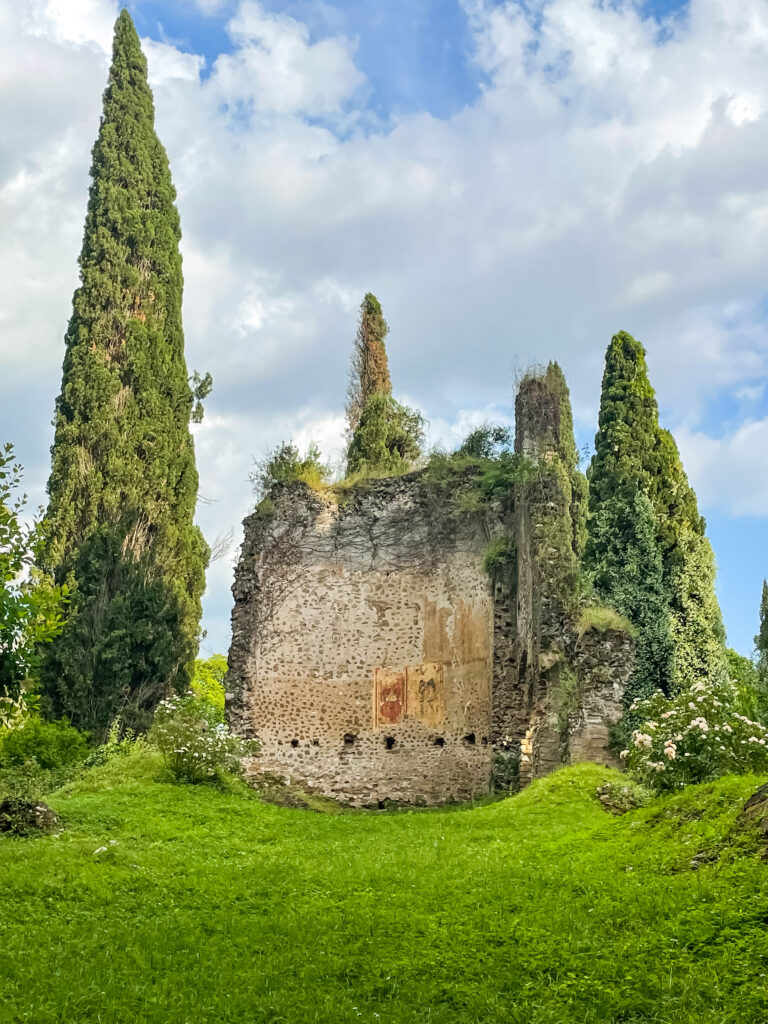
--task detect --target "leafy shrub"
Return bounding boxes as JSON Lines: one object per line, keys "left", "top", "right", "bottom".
{"left": 622, "top": 680, "right": 768, "bottom": 791}
{"left": 0, "top": 717, "right": 89, "bottom": 772}
{"left": 190, "top": 654, "right": 227, "bottom": 721}
{"left": 149, "top": 693, "right": 256, "bottom": 783}
{"left": 457, "top": 424, "right": 512, "bottom": 460}
{"left": 82, "top": 718, "right": 142, "bottom": 768}
{"left": 251, "top": 442, "right": 330, "bottom": 502}
{"left": 483, "top": 537, "right": 515, "bottom": 579}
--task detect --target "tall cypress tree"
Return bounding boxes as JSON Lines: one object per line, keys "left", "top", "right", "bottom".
{"left": 40, "top": 10, "right": 208, "bottom": 734}
{"left": 755, "top": 580, "right": 768, "bottom": 670}
{"left": 586, "top": 331, "right": 725, "bottom": 697}
{"left": 345, "top": 293, "right": 392, "bottom": 438}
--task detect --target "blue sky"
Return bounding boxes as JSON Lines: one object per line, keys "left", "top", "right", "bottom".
{"left": 130, "top": 0, "right": 692, "bottom": 119}
{"left": 2, "top": 0, "right": 767, "bottom": 659}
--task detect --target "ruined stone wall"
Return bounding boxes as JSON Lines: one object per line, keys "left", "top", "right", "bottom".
{"left": 228, "top": 475, "right": 494, "bottom": 806}
{"left": 491, "top": 365, "right": 634, "bottom": 782}
{"left": 228, "top": 365, "right": 635, "bottom": 804}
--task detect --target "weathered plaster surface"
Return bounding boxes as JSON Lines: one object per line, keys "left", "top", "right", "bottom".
{"left": 228, "top": 477, "right": 494, "bottom": 805}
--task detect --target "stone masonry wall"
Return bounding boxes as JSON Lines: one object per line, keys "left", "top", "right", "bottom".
{"left": 228, "top": 475, "right": 494, "bottom": 806}
{"left": 491, "top": 366, "right": 634, "bottom": 782}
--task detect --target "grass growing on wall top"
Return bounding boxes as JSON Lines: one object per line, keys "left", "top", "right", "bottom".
{"left": 1, "top": 755, "right": 767, "bottom": 1023}
{"left": 578, "top": 604, "right": 635, "bottom": 637}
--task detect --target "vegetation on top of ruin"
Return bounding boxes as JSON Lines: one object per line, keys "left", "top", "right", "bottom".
{"left": 250, "top": 441, "right": 332, "bottom": 504}
{"left": 577, "top": 605, "right": 635, "bottom": 638}
{"left": 346, "top": 393, "right": 424, "bottom": 477}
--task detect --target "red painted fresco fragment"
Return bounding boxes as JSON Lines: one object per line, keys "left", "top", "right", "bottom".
{"left": 375, "top": 670, "right": 406, "bottom": 725}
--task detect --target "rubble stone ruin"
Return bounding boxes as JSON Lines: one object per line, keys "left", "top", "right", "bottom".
{"left": 227, "top": 364, "right": 634, "bottom": 805}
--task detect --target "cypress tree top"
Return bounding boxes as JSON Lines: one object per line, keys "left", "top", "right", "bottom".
{"left": 587, "top": 331, "right": 660, "bottom": 509}
{"left": 346, "top": 292, "right": 392, "bottom": 438}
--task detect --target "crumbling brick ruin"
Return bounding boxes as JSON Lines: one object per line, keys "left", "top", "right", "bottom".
{"left": 227, "top": 367, "right": 634, "bottom": 805}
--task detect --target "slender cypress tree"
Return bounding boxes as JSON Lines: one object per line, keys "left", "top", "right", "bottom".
{"left": 345, "top": 293, "right": 421, "bottom": 476}
{"left": 40, "top": 10, "right": 208, "bottom": 734}
{"left": 586, "top": 331, "right": 725, "bottom": 696}
{"left": 755, "top": 580, "right": 768, "bottom": 670}
{"left": 345, "top": 293, "right": 392, "bottom": 438}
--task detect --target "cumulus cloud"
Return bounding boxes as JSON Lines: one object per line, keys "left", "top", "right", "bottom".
{"left": 678, "top": 420, "right": 768, "bottom": 517}
{"left": 211, "top": 1, "right": 364, "bottom": 116}
{"left": 3, "top": 0, "right": 768, "bottom": 652}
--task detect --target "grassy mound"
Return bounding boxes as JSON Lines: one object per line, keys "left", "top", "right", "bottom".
{"left": 1, "top": 755, "right": 767, "bottom": 1023}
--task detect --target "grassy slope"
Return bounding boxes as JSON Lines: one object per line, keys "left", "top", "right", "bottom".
{"left": 1, "top": 756, "right": 768, "bottom": 1024}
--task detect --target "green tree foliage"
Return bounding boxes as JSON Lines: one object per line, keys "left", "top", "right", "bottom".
{"left": 668, "top": 523, "right": 727, "bottom": 691}
{"left": 755, "top": 580, "right": 768, "bottom": 670}
{"left": 346, "top": 293, "right": 392, "bottom": 438}
{"left": 344, "top": 293, "right": 422, "bottom": 478}
{"left": 190, "top": 654, "right": 227, "bottom": 720}
{"left": 39, "top": 11, "right": 208, "bottom": 736}
{"left": 457, "top": 424, "right": 512, "bottom": 460}
{"left": 346, "top": 394, "right": 423, "bottom": 477}
{"left": 586, "top": 332, "right": 660, "bottom": 510}
{"left": 587, "top": 490, "right": 673, "bottom": 704}
{"left": 513, "top": 364, "right": 587, "bottom": 605}
{"left": 726, "top": 647, "right": 767, "bottom": 721}
{"left": 0, "top": 445, "right": 66, "bottom": 701}
{"left": 586, "top": 332, "right": 725, "bottom": 696}
{"left": 540, "top": 362, "right": 588, "bottom": 560}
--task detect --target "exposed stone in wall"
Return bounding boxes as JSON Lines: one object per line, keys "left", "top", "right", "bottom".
{"left": 569, "top": 628, "right": 633, "bottom": 766}
{"left": 228, "top": 475, "right": 494, "bottom": 806}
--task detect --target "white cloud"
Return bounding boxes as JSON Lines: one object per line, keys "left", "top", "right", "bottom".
{"left": 21, "top": 0, "right": 116, "bottom": 50}
{"left": 677, "top": 421, "right": 768, "bottom": 517}
{"left": 143, "top": 39, "right": 205, "bottom": 86}
{"left": 4, "top": 0, "right": 768, "bottom": 652}
{"left": 210, "top": 0, "right": 364, "bottom": 116}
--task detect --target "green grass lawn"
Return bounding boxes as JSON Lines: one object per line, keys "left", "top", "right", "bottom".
{"left": 2, "top": 754, "right": 768, "bottom": 1024}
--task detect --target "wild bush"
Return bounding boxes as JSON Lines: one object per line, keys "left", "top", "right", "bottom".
{"left": 149, "top": 693, "right": 255, "bottom": 783}
{"left": 251, "top": 442, "right": 330, "bottom": 502}
{"left": 0, "top": 717, "right": 88, "bottom": 772}
{"left": 622, "top": 680, "right": 768, "bottom": 791}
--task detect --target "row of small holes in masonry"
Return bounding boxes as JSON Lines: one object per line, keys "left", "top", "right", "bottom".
{"left": 282, "top": 734, "right": 488, "bottom": 750}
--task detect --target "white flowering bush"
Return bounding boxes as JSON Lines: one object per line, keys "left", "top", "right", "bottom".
{"left": 149, "top": 693, "right": 256, "bottom": 784}
{"left": 622, "top": 680, "right": 768, "bottom": 791}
